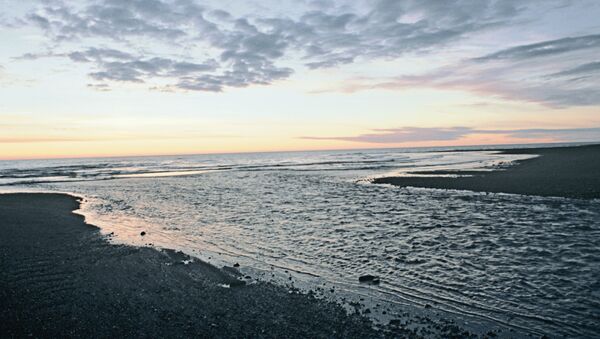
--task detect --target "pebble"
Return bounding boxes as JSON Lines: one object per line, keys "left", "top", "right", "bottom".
{"left": 358, "top": 275, "right": 380, "bottom": 284}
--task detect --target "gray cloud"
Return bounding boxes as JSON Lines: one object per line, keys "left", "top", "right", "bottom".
{"left": 27, "top": 0, "right": 191, "bottom": 41}
{"left": 67, "top": 48, "right": 134, "bottom": 62}
{"left": 506, "top": 128, "right": 600, "bottom": 141}
{"left": 475, "top": 34, "right": 600, "bottom": 62}
{"left": 24, "top": 47, "right": 220, "bottom": 88}
{"left": 333, "top": 31, "right": 600, "bottom": 107}
{"left": 303, "top": 127, "right": 475, "bottom": 143}
{"left": 302, "top": 127, "right": 600, "bottom": 144}
{"left": 76, "top": 50, "right": 218, "bottom": 84}
{"left": 22, "top": 0, "right": 292, "bottom": 91}
{"left": 270, "top": 1, "right": 525, "bottom": 69}
{"left": 19, "top": 0, "right": 538, "bottom": 92}
{"left": 550, "top": 61, "right": 600, "bottom": 78}
{"left": 86, "top": 83, "right": 110, "bottom": 91}
{"left": 14, "top": 0, "right": 597, "bottom": 103}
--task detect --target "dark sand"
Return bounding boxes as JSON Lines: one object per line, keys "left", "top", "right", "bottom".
{"left": 0, "top": 193, "right": 477, "bottom": 338}
{"left": 374, "top": 144, "right": 600, "bottom": 199}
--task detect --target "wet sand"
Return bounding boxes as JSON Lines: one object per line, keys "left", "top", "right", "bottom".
{"left": 374, "top": 144, "right": 600, "bottom": 199}
{"left": 0, "top": 193, "right": 478, "bottom": 338}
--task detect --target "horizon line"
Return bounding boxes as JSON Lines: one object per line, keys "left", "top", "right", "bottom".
{"left": 2, "top": 140, "right": 599, "bottom": 162}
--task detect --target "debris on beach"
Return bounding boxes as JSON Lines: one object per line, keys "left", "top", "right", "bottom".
{"left": 359, "top": 275, "right": 381, "bottom": 284}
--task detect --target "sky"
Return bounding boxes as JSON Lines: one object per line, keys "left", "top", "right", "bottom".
{"left": 1, "top": 0, "right": 600, "bottom": 159}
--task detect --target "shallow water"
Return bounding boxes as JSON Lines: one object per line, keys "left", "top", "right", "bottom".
{"left": 1, "top": 146, "right": 598, "bottom": 337}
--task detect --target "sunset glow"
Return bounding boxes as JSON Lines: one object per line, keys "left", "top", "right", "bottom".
{"left": 1, "top": 1, "right": 599, "bottom": 159}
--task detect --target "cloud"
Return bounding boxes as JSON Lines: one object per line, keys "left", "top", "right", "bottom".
{"left": 302, "top": 127, "right": 600, "bottom": 144}
{"left": 26, "top": 0, "right": 191, "bottom": 41}
{"left": 278, "top": 0, "right": 526, "bottom": 68}
{"left": 549, "top": 61, "right": 600, "bottom": 77}
{"left": 67, "top": 48, "right": 134, "bottom": 62}
{"left": 303, "top": 127, "right": 475, "bottom": 143}
{"left": 86, "top": 83, "right": 110, "bottom": 91}
{"left": 11, "top": 0, "right": 598, "bottom": 103}
{"left": 474, "top": 34, "right": 600, "bottom": 62}
{"left": 16, "top": 47, "right": 223, "bottom": 89}
{"left": 17, "top": 0, "right": 537, "bottom": 92}
{"left": 20, "top": 0, "right": 295, "bottom": 91}
{"left": 332, "top": 32, "right": 600, "bottom": 107}
{"left": 505, "top": 128, "right": 600, "bottom": 141}
{"left": 79, "top": 52, "right": 218, "bottom": 84}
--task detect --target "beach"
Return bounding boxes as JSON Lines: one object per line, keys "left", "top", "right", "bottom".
{"left": 0, "top": 193, "right": 475, "bottom": 338}
{"left": 1, "top": 144, "right": 599, "bottom": 338}
{"left": 374, "top": 144, "right": 600, "bottom": 199}
{"left": 0, "top": 193, "right": 378, "bottom": 337}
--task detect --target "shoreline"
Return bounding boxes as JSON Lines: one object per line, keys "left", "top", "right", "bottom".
{"left": 373, "top": 144, "right": 600, "bottom": 199}
{"left": 0, "top": 193, "right": 482, "bottom": 338}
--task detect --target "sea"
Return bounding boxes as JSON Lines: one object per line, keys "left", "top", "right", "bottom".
{"left": 1, "top": 143, "right": 598, "bottom": 337}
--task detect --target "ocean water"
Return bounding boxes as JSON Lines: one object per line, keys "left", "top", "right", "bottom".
{"left": 1, "top": 145, "right": 599, "bottom": 337}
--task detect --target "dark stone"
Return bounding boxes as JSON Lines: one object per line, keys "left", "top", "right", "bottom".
{"left": 359, "top": 275, "right": 380, "bottom": 284}
{"left": 233, "top": 263, "right": 240, "bottom": 267}
{"left": 140, "top": 231, "right": 146, "bottom": 236}
{"left": 359, "top": 275, "right": 375, "bottom": 282}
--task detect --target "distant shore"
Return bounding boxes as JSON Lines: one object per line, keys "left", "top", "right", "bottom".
{"left": 0, "top": 193, "right": 479, "bottom": 338}
{"left": 373, "top": 144, "right": 600, "bottom": 199}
